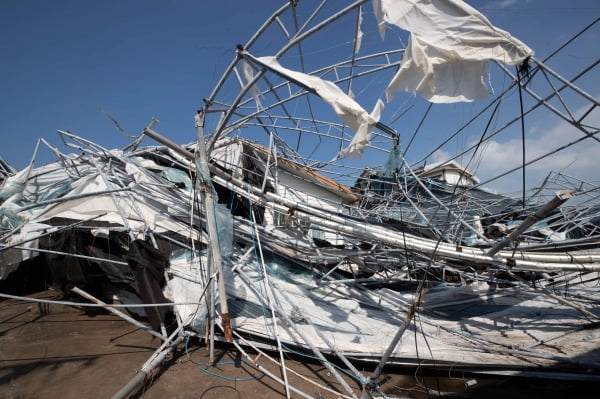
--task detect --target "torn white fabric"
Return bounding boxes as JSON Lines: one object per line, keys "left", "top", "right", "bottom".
{"left": 257, "top": 56, "right": 383, "bottom": 158}
{"left": 339, "top": 99, "right": 384, "bottom": 158}
{"left": 354, "top": 6, "right": 364, "bottom": 55}
{"left": 242, "top": 60, "right": 262, "bottom": 110}
{"left": 375, "top": 0, "right": 533, "bottom": 103}
{"left": 388, "top": 34, "right": 490, "bottom": 103}
{"left": 125, "top": 162, "right": 154, "bottom": 185}
{"left": 372, "top": 0, "right": 386, "bottom": 40}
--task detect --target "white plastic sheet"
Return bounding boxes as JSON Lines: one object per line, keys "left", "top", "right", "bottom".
{"left": 242, "top": 60, "right": 262, "bottom": 110}
{"left": 354, "top": 6, "right": 364, "bottom": 55}
{"left": 257, "top": 56, "right": 383, "bottom": 158}
{"left": 375, "top": 0, "right": 533, "bottom": 103}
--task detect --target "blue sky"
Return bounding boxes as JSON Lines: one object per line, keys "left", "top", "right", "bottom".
{"left": 1, "top": 0, "right": 272, "bottom": 168}
{"left": 1, "top": 0, "right": 598, "bottom": 193}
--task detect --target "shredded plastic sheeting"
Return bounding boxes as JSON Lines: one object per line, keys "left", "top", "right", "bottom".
{"left": 256, "top": 56, "right": 384, "bottom": 159}
{"left": 377, "top": 0, "right": 533, "bottom": 102}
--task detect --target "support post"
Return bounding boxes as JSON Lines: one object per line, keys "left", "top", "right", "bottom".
{"left": 193, "top": 112, "right": 233, "bottom": 344}
{"left": 141, "top": 118, "right": 233, "bottom": 344}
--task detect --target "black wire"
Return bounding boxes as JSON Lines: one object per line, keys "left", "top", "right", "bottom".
{"left": 429, "top": 97, "right": 503, "bottom": 250}
{"left": 403, "top": 103, "right": 433, "bottom": 158}
{"left": 402, "top": 94, "right": 503, "bottom": 397}
{"left": 543, "top": 16, "right": 600, "bottom": 63}
{"left": 517, "top": 65, "right": 527, "bottom": 209}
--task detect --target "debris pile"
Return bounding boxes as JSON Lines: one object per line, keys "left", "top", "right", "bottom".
{"left": 2, "top": 1, "right": 599, "bottom": 398}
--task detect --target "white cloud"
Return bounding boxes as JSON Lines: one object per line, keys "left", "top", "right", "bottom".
{"left": 471, "top": 105, "right": 600, "bottom": 193}
{"left": 431, "top": 149, "right": 451, "bottom": 164}
{"left": 496, "top": 0, "right": 519, "bottom": 8}
{"left": 484, "top": 0, "right": 530, "bottom": 9}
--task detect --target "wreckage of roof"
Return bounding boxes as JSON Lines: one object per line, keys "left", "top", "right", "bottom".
{"left": 246, "top": 140, "right": 360, "bottom": 204}
{"left": 2, "top": 125, "right": 599, "bottom": 397}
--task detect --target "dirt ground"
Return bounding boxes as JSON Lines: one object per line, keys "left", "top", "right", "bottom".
{"left": 1, "top": 291, "right": 599, "bottom": 398}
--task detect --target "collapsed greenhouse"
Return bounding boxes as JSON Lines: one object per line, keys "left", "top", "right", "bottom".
{"left": 1, "top": 1, "right": 599, "bottom": 398}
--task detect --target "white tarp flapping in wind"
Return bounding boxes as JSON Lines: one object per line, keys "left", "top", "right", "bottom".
{"left": 256, "top": 56, "right": 383, "bottom": 158}
{"left": 375, "top": 0, "right": 533, "bottom": 103}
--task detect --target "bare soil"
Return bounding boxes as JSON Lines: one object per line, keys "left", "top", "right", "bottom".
{"left": 1, "top": 291, "right": 598, "bottom": 398}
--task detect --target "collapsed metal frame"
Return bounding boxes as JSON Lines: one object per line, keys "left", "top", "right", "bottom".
{"left": 1, "top": 2, "right": 600, "bottom": 398}
{"left": 194, "top": 2, "right": 600, "bottom": 396}
{"left": 1, "top": 125, "right": 600, "bottom": 398}
{"left": 197, "top": 0, "right": 599, "bottom": 246}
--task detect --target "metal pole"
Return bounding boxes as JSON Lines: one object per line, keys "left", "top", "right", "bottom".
{"left": 248, "top": 208, "right": 292, "bottom": 398}
{"left": 71, "top": 287, "right": 166, "bottom": 342}
{"left": 486, "top": 190, "right": 574, "bottom": 256}
{"left": 223, "top": 329, "right": 317, "bottom": 399}
{"left": 361, "top": 286, "right": 427, "bottom": 399}
{"left": 141, "top": 118, "right": 233, "bottom": 344}
{"left": 143, "top": 122, "right": 196, "bottom": 161}
{"left": 193, "top": 113, "right": 233, "bottom": 344}
{"left": 226, "top": 328, "right": 354, "bottom": 399}
{"left": 210, "top": 170, "right": 600, "bottom": 270}
{"left": 111, "top": 326, "right": 185, "bottom": 399}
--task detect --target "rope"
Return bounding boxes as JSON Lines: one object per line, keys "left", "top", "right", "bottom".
{"left": 517, "top": 64, "right": 527, "bottom": 209}
{"left": 184, "top": 336, "right": 264, "bottom": 381}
